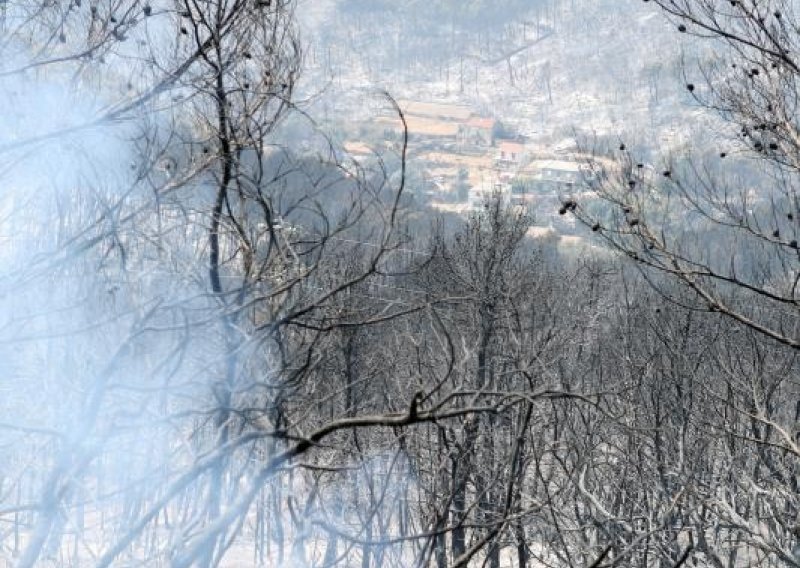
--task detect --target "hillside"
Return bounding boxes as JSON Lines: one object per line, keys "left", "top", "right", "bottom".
{"left": 298, "top": 0, "right": 714, "bottom": 153}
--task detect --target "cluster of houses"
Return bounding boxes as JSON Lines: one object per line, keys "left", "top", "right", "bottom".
{"left": 344, "top": 99, "right": 596, "bottom": 219}
{"left": 378, "top": 100, "right": 495, "bottom": 151}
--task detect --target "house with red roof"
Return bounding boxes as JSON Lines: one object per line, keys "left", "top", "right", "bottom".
{"left": 496, "top": 141, "right": 527, "bottom": 169}
{"left": 459, "top": 117, "right": 495, "bottom": 148}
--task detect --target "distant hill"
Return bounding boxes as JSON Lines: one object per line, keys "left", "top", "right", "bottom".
{"left": 298, "top": 0, "right": 714, "bottom": 156}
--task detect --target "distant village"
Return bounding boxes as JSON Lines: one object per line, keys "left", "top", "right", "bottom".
{"left": 340, "top": 99, "right": 609, "bottom": 248}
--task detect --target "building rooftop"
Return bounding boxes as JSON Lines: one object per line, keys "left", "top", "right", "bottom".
{"left": 526, "top": 159, "right": 584, "bottom": 173}
{"left": 466, "top": 117, "right": 496, "bottom": 129}
{"left": 498, "top": 141, "right": 526, "bottom": 154}
{"left": 397, "top": 100, "right": 474, "bottom": 122}
{"left": 526, "top": 226, "right": 556, "bottom": 240}
{"left": 379, "top": 116, "right": 460, "bottom": 138}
